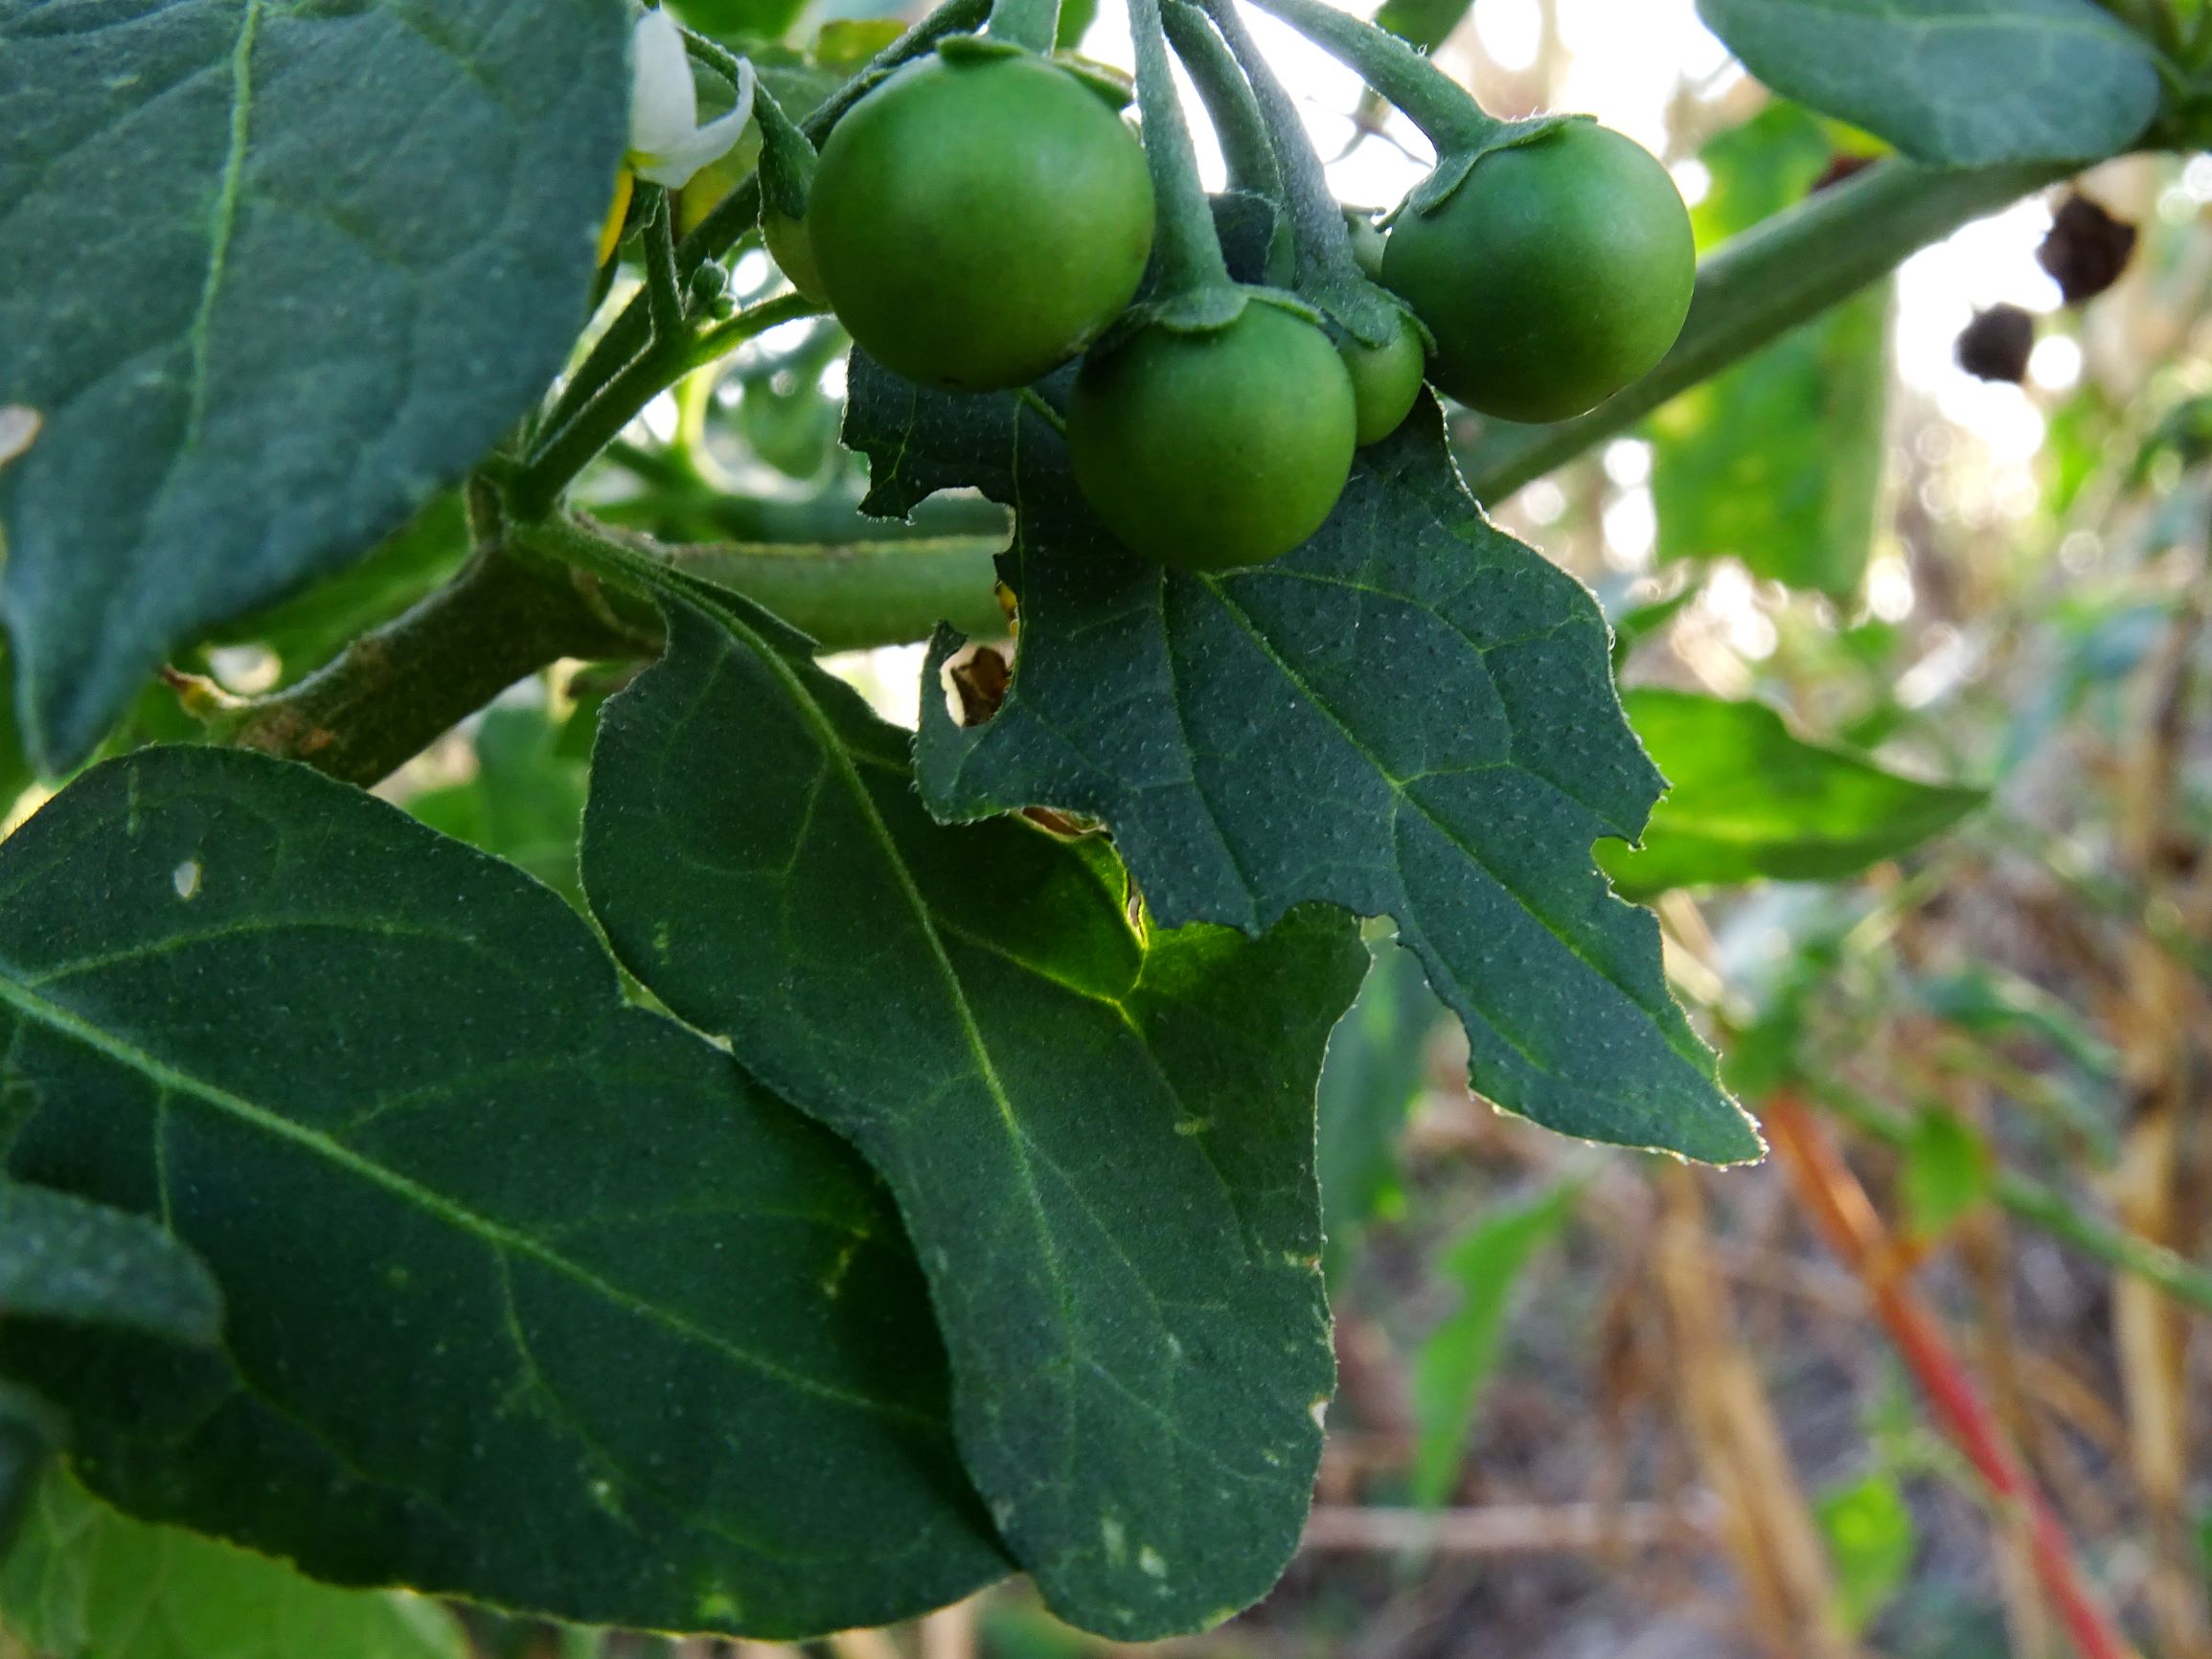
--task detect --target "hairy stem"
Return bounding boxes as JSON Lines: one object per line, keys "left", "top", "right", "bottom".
{"left": 1239, "top": 0, "right": 1500, "bottom": 151}
{"left": 1161, "top": 4, "right": 1280, "bottom": 201}
{"left": 223, "top": 520, "right": 1010, "bottom": 784}
{"left": 224, "top": 552, "right": 641, "bottom": 787}
{"left": 511, "top": 293, "right": 821, "bottom": 519}
{"left": 1201, "top": 0, "right": 1352, "bottom": 280}
{"left": 1457, "top": 157, "right": 2067, "bottom": 502}
{"left": 1128, "top": 0, "right": 1236, "bottom": 298}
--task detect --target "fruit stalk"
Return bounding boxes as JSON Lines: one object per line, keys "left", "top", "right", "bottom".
{"left": 1159, "top": 3, "right": 1282, "bottom": 203}
{"left": 1200, "top": 0, "right": 1398, "bottom": 342}
{"left": 1237, "top": 0, "right": 1502, "bottom": 152}
{"left": 1127, "top": 0, "right": 1237, "bottom": 299}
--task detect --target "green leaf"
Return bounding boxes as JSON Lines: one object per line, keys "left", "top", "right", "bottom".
{"left": 1316, "top": 939, "right": 1438, "bottom": 1280}
{"left": 0, "top": 748, "right": 1005, "bottom": 1636}
{"left": 407, "top": 699, "right": 590, "bottom": 902}
{"left": 1600, "top": 690, "right": 1985, "bottom": 898}
{"left": 1694, "top": 0, "right": 2160, "bottom": 166}
{"left": 1911, "top": 966, "right": 2119, "bottom": 1077}
{"left": 579, "top": 574, "right": 1370, "bottom": 1639}
{"left": 0, "top": 1181, "right": 220, "bottom": 1349}
{"left": 0, "top": 0, "right": 631, "bottom": 769}
{"left": 1409, "top": 1181, "right": 1581, "bottom": 1506}
{"left": 1651, "top": 106, "right": 1890, "bottom": 599}
{"left": 1815, "top": 1470, "right": 1916, "bottom": 1631}
{"left": 1899, "top": 1107, "right": 1994, "bottom": 1240}
{"left": 850, "top": 375, "right": 1756, "bottom": 1167}
{"left": 0, "top": 1469, "right": 467, "bottom": 1659}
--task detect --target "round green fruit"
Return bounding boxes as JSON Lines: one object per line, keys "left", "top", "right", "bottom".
{"left": 1380, "top": 121, "right": 1694, "bottom": 424}
{"left": 808, "top": 48, "right": 1154, "bottom": 391}
{"left": 762, "top": 208, "right": 829, "bottom": 306}
{"left": 1068, "top": 300, "right": 1357, "bottom": 571}
{"left": 1338, "top": 313, "right": 1425, "bottom": 446}
{"left": 1343, "top": 209, "right": 1387, "bottom": 281}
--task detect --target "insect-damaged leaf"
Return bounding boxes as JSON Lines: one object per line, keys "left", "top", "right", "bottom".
{"left": 581, "top": 572, "right": 1368, "bottom": 1640}
{"left": 844, "top": 367, "right": 1758, "bottom": 1166}
{"left": 0, "top": 748, "right": 1005, "bottom": 1637}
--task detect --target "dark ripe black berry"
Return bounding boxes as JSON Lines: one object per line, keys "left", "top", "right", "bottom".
{"left": 2037, "top": 194, "right": 2136, "bottom": 306}
{"left": 1955, "top": 305, "right": 2036, "bottom": 383}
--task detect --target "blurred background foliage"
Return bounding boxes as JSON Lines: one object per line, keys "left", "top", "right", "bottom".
{"left": 5, "top": 1, "right": 2209, "bottom": 1656}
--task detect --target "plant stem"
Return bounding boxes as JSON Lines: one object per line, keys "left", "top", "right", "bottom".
{"left": 222, "top": 523, "right": 1008, "bottom": 784}
{"left": 1814, "top": 1079, "right": 2212, "bottom": 1317}
{"left": 1457, "top": 156, "right": 2067, "bottom": 502}
{"left": 511, "top": 293, "right": 820, "bottom": 519}
{"left": 1160, "top": 4, "right": 1281, "bottom": 202}
{"left": 224, "top": 551, "right": 641, "bottom": 787}
{"left": 1199, "top": 0, "right": 1399, "bottom": 339}
{"left": 1239, "top": 0, "right": 1500, "bottom": 151}
{"left": 641, "top": 191, "right": 686, "bottom": 342}
{"left": 680, "top": 291, "right": 823, "bottom": 373}
{"left": 1128, "top": 0, "right": 1235, "bottom": 298}
{"left": 1764, "top": 1095, "right": 2142, "bottom": 1659}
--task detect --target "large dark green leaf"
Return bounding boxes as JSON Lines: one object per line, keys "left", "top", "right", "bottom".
{"left": 0, "top": 1181, "right": 220, "bottom": 1349}
{"left": 0, "top": 0, "right": 630, "bottom": 769}
{"left": 847, "top": 375, "right": 1757, "bottom": 1166}
{"left": 1601, "top": 690, "right": 1986, "bottom": 898}
{"left": 1650, "top": 105, "right": 1889, "bottom": 599}
{"left": 0, "top": 1470, "right": 467, "bottom": 1659}
{"left": 0, "top": 748, "right": 1005, "bottom": 1636}
{"left": 580, "top": 575, "right": 1369, "bottom": 1639}
{"left": 1695, "top": 0, "right": 2160, "bottom": 165}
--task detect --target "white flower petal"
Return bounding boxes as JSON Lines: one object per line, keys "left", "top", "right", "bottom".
{"left": 629, "top": 9, "right": 699, "bottom": 156}
{"left": 633, "top": 111, "right": 746, "bottom": 188}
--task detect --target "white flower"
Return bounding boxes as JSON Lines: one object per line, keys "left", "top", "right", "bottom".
{"left": 627, "top": 9, "right": 753, "bottom": 190}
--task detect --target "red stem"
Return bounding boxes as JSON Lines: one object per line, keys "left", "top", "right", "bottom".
{"left": 1764, "top": 1094, "right": 2140, "bottom": 1659}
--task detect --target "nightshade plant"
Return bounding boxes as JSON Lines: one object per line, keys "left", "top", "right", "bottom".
{"left": 0, "top": 0, "right": 2187, "bottom": 1645}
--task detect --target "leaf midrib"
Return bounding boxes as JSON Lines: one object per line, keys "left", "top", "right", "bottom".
{"left": 0, "top": 969, "right": 929, "bottom": 1424}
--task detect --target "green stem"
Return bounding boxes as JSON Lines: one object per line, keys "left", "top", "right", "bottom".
{"left": 1457, "top": 156, "right": 2068, "bottom": 502}
{"left": 224, "top": 551, "right": 642, "bottom": 787}
{"left": 1814, "top": 1081, "right": 2212, "bottom": 1318}
{"left": 1239, "top": 0, "right": 1500, "bottom": 152}
{"left": 986, "top": 0, "right": 1061, "bottom": 52}
{"left": 222, "top": 521, "right": 1009, "bottom": 784}
{"left": 512, "top": 294, "right": 820, "bottom": 519}
{"left": 1128, "top": 0, "right": 1235, "bottom": 298}
{"left": 1160, "top": 3, "right": 1281, "bottom": 202}
{"left": 642, "top": 190, "right": 685, "bottom": 342}
{"left": 680, "top": 291, "right": 824, "bottom": 374}
{"left": 1199, "top": 0, "right": 1380, "bottom": 316}
{"left": 663, "top": 536, "right": 1007, "bottom": 650}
